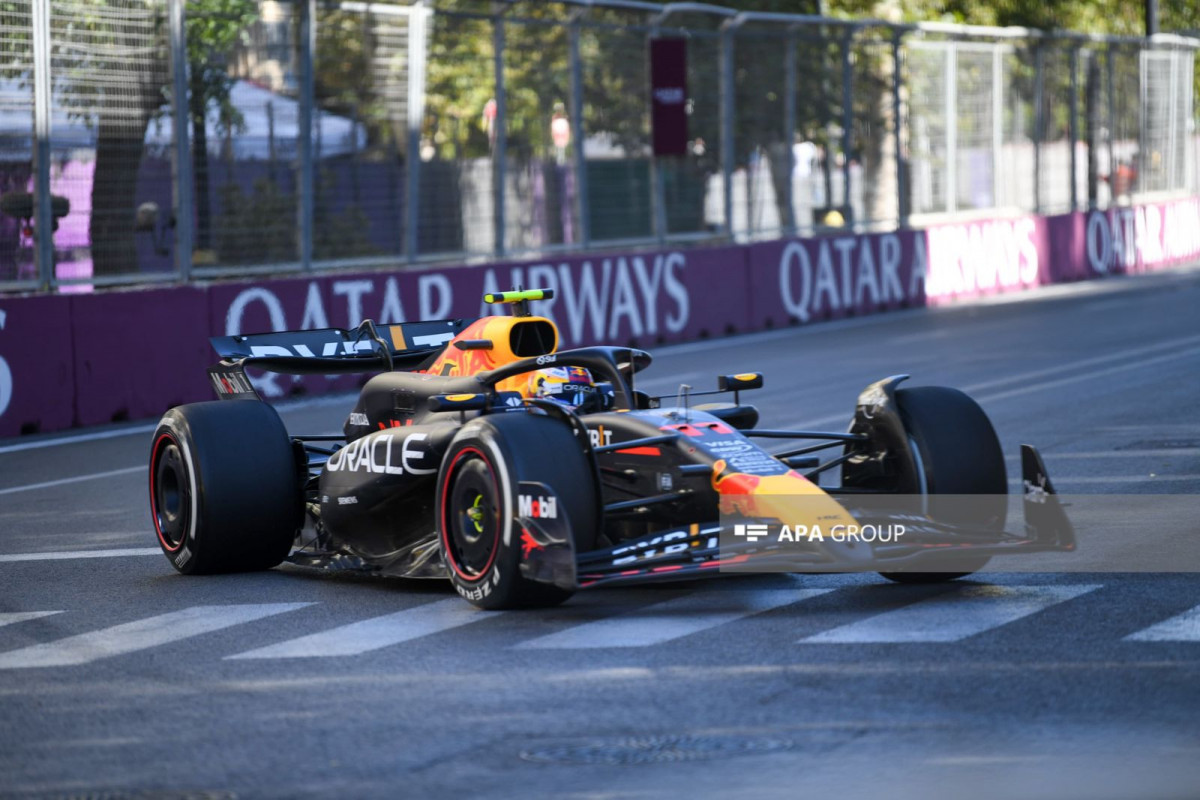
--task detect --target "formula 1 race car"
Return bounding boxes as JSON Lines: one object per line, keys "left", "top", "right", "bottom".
{"left": 149, "top": 289, "right": 1075, "bottom": 609}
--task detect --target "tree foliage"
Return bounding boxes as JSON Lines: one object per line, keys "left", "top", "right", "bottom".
{"left": 5, "top": 0, "right": 1197, "bottom": 273}
{"left": 315, "top": 8, "right": 398, "bottom": 148}
{"left": 0, "top": 0, "right": 255, "bottom": 274}
{"left": 186, "top": 0, "right": 258, "bottom": 134}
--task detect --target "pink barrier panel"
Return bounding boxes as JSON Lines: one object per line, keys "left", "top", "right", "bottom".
{"left": 0, "top": 294, "right": 75, "bottom": 438}
{"left": 923, "top": 215, "right": 1051, "bottom": 305}
{"left": 1049, "top": 197, "right": 1200, "bottom": 280}
{"left": 70, "top": 287, "right": 211, "bottom": 427}
{"left": 208, "top": 245, "right": 750, "bottom": 400}
{"left": 746, "top": 230, "right": 925, "bottom": 327}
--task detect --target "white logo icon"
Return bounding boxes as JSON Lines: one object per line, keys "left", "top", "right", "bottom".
{"left": 734, "top": 524, "right": 769, "bottom": 542}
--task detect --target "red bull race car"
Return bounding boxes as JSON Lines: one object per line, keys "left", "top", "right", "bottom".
{"left": 149, "top": 289, "right": 1075, "bottom": 609}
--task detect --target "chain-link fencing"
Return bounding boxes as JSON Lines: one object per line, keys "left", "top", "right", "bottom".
{"left": 2, "top": 0, "right": 1197, "bottom": 291}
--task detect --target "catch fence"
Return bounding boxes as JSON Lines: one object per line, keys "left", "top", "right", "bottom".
{"left": 1, "top": 0, "right": 1196, "bottom": 291}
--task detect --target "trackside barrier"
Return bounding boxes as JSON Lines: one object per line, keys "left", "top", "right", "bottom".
{"left": 1, "top": 198, "right": 1198, "bottom": 438}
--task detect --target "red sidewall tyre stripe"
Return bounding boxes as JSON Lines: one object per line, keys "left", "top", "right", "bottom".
{"left": 439, "top": 446, "right": 502, "bottom": 582}
{"left": 150, "top": 432, "right": 185, "bottom": 553}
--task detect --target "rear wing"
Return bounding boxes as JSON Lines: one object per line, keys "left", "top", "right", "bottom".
{"left": 208, "top": 318, "right": 473, "bottom": 400}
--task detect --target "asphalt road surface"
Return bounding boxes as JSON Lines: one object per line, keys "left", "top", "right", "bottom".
{"left": 1, "top": 267, "right": 1199, "bottom": 799}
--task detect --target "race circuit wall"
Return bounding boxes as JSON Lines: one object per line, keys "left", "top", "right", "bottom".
{"left": 1, "top": 197, "right": 1198, "bottom": 438}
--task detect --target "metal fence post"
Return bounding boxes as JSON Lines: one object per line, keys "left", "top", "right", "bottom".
{"left": 1136, "top": 46, "right": 1147, "bottom": 196}
{"left": 168, "top": 0, "right": 194, "bottom": 281}
{"left": 650, "top": 156, "right": 667, "bottom": 243}
{"left": 944, "top": 42, "right": 956, "bottom": 215}
{"left": 819, "top": 28, "right": 834, "bottom": 222}
{"left": 568, "top": 12, "right": 590, "bottom": 248}
{"left": 1033, "top": 43, "right": 1044, "bottom": 214}
{"left": 893, "top": 28, "right": 906, "bottom": 228}
{"left": 648, "top": 26, "right": 667, "bottom": 243}
{"left": 492, "top": 8, "right": 507, "bottom": 258}
{"left": 1069, "top": 44, "right": 1079, "bottom": 211}
{"left": 1106, "top": 47, "right": 1116, "bottom": 207}
{"left": 719, "top": 25, "right": 734, "bottom": 238}
{"left": 1085, "top": 49, "right": 1098, "bottom": 208}
{"left": 840, "top": 30, "right": 853, "bottom": 222}
{"left": 992, "top": 45, "right": 1003, "bottom": 208}
{"left": 1186, "top": 50, "right": 1197, "bottom": 195}
{"left": 406, "top": 2, "right": 429, "bottom": 263}
{"left": 783, "top": 30, "right": 797, "bottom": 235}
{"left": 31, "top": 0, "right": 53, "bottom": 291}
{"left": 297, "top": 0, "right": 316, "bottom": 270}
{"left": 1166, "top": 49, "right": 1180, "bottom": 191}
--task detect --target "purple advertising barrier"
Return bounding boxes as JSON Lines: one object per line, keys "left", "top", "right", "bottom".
{"left": 922, "top": 214, "right": 1052, "bottom": 305}
{"left": 70, "top": 286, "right": 211, "bottom": 427}
{"left": 5, "top": 197, "right": 1196, "bottom": 439}
{"left": 465, "top": 245, "right": 750, "bottom": 347}
{"left": 1052, "top": 198, "right": 1200, "bottom": 280}
{"left": 746, "top": 229, "right": 926, "bottom": 328}
{"left": 207, "top": 244, "right": 751, "bottom": 401}
{"left": 0, "top": 294, "right": 75, "bottom": 437}
{"left": 1046, "top": 211, "right": 1090, "bottom": 283}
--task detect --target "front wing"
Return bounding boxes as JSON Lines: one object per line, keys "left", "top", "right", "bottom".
{"left": 522, "top": 445, "right": 1075, "bottom": 590}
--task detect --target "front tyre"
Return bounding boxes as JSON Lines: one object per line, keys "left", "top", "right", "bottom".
{"left": 437, "top": 413, "right": 598, "bottom": 610}
{"left": 150, "top": 401, "right": 302, "bottom": 575}
{"left": 879, "top": 386, "right": 1005, "bottom": 584}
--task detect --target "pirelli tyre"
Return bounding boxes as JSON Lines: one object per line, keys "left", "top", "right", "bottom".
{"left": 437, "top": 411, "right": 599, "bottom": 610}
{"left": 879, "top": 386, "right": 1006, "bottom": 584}
{"left": 149, "top": 400, "right": 302, "bottom": 575}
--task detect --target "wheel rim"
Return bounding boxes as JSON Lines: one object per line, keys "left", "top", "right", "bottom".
{"left": 150, "top": 433, "right": 190, "bottom": 552}
{"left": 441, "top": 448, "right": 501, "bottom": 581}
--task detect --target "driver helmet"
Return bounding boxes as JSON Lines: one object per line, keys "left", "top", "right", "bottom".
{"left": 523, "top": 366, "right": 609, "bottom": 412}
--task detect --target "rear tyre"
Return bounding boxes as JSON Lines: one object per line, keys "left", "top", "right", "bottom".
{"left": 149, "top": 401, "right": 302, "bottom": 575}
{"left": 879, "top": 386, "right": 1005, "bottom": 584}
{"left": 438, "top": 412, "right": 599, "bottom": 610}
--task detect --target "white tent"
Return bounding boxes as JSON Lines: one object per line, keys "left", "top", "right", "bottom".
{"left": 0, "top": 79, "right": 365, "bottom": 162}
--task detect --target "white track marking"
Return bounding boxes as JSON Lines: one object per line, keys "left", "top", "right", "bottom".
{"left": 773, "top": 335, "right": 1200, "bottom": 433}
{"left": 1003, "top": 449, "right": 1200, "bottom": 460}
{"left": 0, "top": 604, "right": 312, "bottom": 669}
{"left": 776, "top": 343, "right": 1200, "bottom": 432}
{"left": 803, "top": 585, "right": 1100, "bottom": 644}
{"left": 0, "top": 466, "right": 142, "bottom": 496}
{"left": 1124, "top": 605, "right": 1200, "bottom": 642}
{"left": 0, "top": 611, "right": 62, "bottom": 628}
{"left": 959, "top": 333, "right": 1200, "bottom": 396}
{"left": 0, "top": 425, "right": 157, "bottom": 454}
{"left": 517, "top": 589, "right": 831, "bottom": 649}
{"left": 226, "top": 598, "right": 500, "bottom": 659}
{"left": 0, "top": 548, "right": 162, "bottom": 563}
{"left": 974, "top": 348, "right": 1199, "bottom": 405}
{"left": 772, "top": 411, "right": 854, "bottom": 432}
{"left": 1005, "top": 474, "right": 1200, "bottom": 485}
{"left": 0, "top": 394, "right": 358, "bottom": 455}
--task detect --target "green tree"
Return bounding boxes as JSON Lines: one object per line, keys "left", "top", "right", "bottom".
{"left": 315, "top": 8, "right": 397, "bottom": 148}
{"left": 0, "top": 0, "right": 255, "bottom": 275}
{"left": 186, "top": 0, "right": 258, "bottom": 254}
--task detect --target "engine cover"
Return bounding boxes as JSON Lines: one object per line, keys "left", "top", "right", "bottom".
{"left": 319, "top": 424, "right": 454, "bottom": 558}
